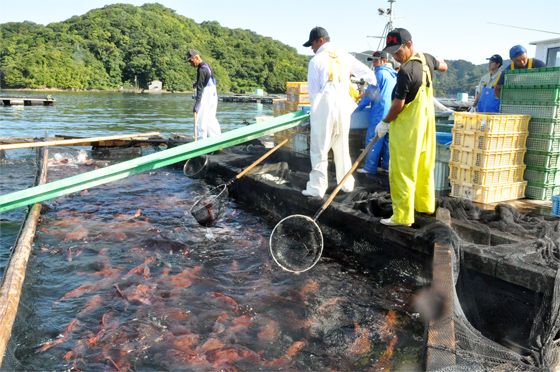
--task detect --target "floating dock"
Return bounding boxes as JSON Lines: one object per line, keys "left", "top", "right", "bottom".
{"left": 0, "top": 96, "right": 55, "bottom": 106}
{"left": 220, "top": 94, "right": 281, "bottom": 104}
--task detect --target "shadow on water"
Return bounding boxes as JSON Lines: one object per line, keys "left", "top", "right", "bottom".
{"left": 2, "top": 149, "right": 424, "bottom": 371}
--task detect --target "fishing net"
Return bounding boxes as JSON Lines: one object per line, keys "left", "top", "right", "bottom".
{"left": 269, "top": 214, "right": 323, "bottom": 273}
{"left": 189, "top": 184, "right": 229, "bottom": 227}
{"left": 183, "top": 155, "right": 208, "bottom": 178}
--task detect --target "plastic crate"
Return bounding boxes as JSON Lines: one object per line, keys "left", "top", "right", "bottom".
{"left": 500, "top": 102, "right": 558, "bottom": 120}
{"left": 436, "top": 142, "right": 451, "bottom": 162}
{"left": 453, "top": 112, "right": 530, "bottom": 133}
{"left": 286, "top": 82, "right": 308, "bottom": 95}
{"left": 451, "top": 129, "right": 528, "bottom": 150}
{"left": 450, "top": 145, "right": 526, "bottom": 167}
{"left": 500, "top": 86, "right": 560, "bottom": 103}
{"left": 551, "top": 195, "right": 560, "bottom": 217}
{"left": 450, "top": 181, "right": 527, "bottom": 203}
{"left": 524, "top": 150, "right": 560, "bottom": 168}
{"left": 523, "top": 166, "right": 560, "bottom": 184}
{"left": 504, "top": 67, "right": 560, "bottom": 87}
{"left": 435, "top": 161, "right": 451, "bottom": 191}
{"left": 528, "top": 118, "right": 560, "bottom": 136}
{"left": 449, "top": 163, "right": 525, "bottom": 185}
{"left": 525, "top": 182, "right": 560, "bottom": 200}
{"left": 287, "top": 93, "right": 310, "bottom": 104}
{"left": 525, "top": 135, "right": 560, "bottom": 152}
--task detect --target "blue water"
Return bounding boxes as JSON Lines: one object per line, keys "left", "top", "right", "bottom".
{"left": 0, "top": 91, "right": 423, "bottom": 371}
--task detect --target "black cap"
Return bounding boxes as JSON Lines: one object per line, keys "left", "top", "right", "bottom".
{"left": 303, "top": 27, "right": 329, "bottom": 47}
{"left": 382, "top": 28, "right": 412, "bottom": 54}
{"left": 186, "top": 49, "right": 199, "bottom": 62}
{"left": 486, "top": 54, "right": 503, "bottom": 64}
{"left": 368, "top": 51, "right": 389, "bottom": 60}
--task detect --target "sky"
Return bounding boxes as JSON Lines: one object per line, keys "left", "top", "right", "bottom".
{"left": 1, "top": 0, "right": 559, "bottom": 65}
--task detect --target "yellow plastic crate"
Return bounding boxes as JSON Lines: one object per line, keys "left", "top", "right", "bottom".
{"left": 273, "top": 129, "right": 294, "bottom": 148}
{"left": 286, "top": 82, "right": 308, "bottom": 95}
{"left": 287, "top": 93, "right": 310, "bottom": 104}
{"left": 453, "top": 112, "right": 530, "bottom": 133}
{"left": 285, "top": 102, "right": 299, "bottom": 112}
{"left": 450, "top": 181, "right": 527, "bottom": 203}
{"left": 451, "top": 129, "right": 528, "bottom": 150}
{"left": 448, "top": 163, "right": 526, "bottom": 185}
{"left": 450, "top": 145, "right": 526, "bottom": 167}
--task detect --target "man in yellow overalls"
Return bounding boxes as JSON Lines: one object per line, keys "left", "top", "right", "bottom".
{"left": 374, "top": 28, "right": 448, "bottom": 226}
{"left": 494, "top": 45, "right": 547, "bottom": 99}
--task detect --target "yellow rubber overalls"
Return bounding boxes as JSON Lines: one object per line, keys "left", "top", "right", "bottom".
{"left": 388, "top": 53, "right": 436, "bottom": 224}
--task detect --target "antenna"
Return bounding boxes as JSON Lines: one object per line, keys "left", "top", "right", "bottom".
{"left": 368, "top": 0, "right": 403, "bottom": 54}
{"left": 488, "top": 22, "right": 560, "bottom": 35}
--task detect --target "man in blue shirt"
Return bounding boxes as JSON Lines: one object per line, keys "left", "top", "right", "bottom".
{"left": 356, "top": 51, "right": 397, "bottom": 175}
{"left": 494, "top": 45, "right": 546, "bottom": 99}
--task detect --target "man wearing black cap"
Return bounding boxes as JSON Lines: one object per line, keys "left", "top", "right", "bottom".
{"left": 186, "top": 49, "right": 221, "bottom": 140}
{"left": 301, "top": 27, "right": 377, "bottom": 198}
{"left": 356, "top": 51, "right": 397, "bottom": 174}
{"left": 375, "top": 28, "right": 447, "bottom": 227}
{"left": 494, "top": 45, "right": 546, "bottom": 99}
{"left": 472, "top": 54, "right": 503, "bottom": 113}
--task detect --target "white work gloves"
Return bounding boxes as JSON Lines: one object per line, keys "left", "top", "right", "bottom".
{"left": 375, "top": 121, "right": 390, "bottom": 138}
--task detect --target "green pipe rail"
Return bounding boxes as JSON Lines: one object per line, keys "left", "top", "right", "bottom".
{"left": 0, "top": 111, "right": 309, "bottom": 213}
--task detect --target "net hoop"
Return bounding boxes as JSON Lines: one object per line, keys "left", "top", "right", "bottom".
{"left": 183, "top": 154, "right": 209, "bottom": 178}
{"left": 269, "top": 214, "right": 324, "bottom": 273}
{"left": 189, "top": 184, "right": 229, "bottom": 227}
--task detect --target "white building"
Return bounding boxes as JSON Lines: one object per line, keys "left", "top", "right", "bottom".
{"left": 529, "top": 37, "right": 560, "bottom": 67}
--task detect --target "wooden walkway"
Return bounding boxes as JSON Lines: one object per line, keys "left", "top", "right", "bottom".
{"left": 220, "top": 94, "right": 281, "bottom": 104}
{"left": 0, "top": 96, "right": 55, "bottom": 106}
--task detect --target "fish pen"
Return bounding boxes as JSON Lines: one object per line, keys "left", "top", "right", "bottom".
{"left": 1, "top": 138, "right": 560, "bottom": 370}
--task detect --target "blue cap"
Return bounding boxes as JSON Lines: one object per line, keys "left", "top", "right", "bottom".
{"left": 486, "top": 54, "right": 503, "bottom": 65}
{"left": 510, "top": 45, "right": 527, "bottom": 59}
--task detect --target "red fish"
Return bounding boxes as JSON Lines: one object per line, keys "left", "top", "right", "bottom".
{"left": 206, "top": 292, "right": 238, "bottom": 308}
{"left": 348, "top": 322, "right": 370, "bottom": 355}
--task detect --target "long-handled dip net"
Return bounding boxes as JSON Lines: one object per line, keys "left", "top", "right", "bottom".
{"left": 183, "top": 155, "right": 209, "bottom": 178}
{"left": 270, "top": 136, "right": 379, "bottom": 273}
{"left": 190, "top": 125, "right": 309, "bottom": 227}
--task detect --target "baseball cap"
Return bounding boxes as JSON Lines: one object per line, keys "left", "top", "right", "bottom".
{"left": 509, "top": 45, "right": 527, "bottom": 59}
{"left": 368, "top": 51, "right": 389, "bottom": 60}
{"left": 382, "top": 28, "right": 412, "bottom": 54}
{"left": 486, "top": 54, "right": 503, "bottom": 64}
{"left": 186, "top": 49, "right": 199, "bottom": 62}
{"left": 303, "top": 27, "right": 329, "bottom": 47}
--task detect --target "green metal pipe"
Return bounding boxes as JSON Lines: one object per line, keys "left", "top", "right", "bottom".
{"left": 0, "top": 111, "right": 309, "bottom": 213}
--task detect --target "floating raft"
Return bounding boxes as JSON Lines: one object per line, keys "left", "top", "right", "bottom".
{"left": 0, "top": 96, "right": 55, "bottom": 106}
{"left": 220, "top": 94, "right": 281, "bottom": 104}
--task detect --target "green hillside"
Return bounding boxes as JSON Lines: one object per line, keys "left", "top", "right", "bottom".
{"left": 0, "top": 3, "right": 487, "bottom": 96}
{"left": 0, "top": 3, "right": 309, "bottom": 93}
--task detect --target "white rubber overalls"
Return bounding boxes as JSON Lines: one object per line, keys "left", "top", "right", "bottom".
{"left": 195, "top": 63, "right": 221, "bottom": 140}
{"left": 388, "top": 53, "right": 436, "bottom": 224}
{"left": 304, "top": 49, "right": 358, "bottom": 197}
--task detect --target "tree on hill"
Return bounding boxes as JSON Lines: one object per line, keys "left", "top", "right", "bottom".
{"left": 0, "top": 3, "right": 308, "bottom": 93}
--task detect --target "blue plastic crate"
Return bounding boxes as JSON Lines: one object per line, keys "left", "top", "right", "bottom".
{"left": 552, "top": 195, "right": 560, "bottom": 217}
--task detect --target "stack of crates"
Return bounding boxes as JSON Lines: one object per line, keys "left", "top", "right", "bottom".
{"left": 273, "top": 82, "right": 310, "bottom": 155}
{"left": 448, "top": 112, "right": 530, "bottom": 203}
{"left": 272, "top": 98, "right": 287, "bottom": 117}
{"left": 499, "top": 67, "right": 560, "bottom": 200}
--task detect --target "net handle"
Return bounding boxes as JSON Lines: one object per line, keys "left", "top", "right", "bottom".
{"left": 313, "top": 135, "right": 379, "bottom": 221}
{"left": 226, "top": 124, "right": 310, "bottom": 186}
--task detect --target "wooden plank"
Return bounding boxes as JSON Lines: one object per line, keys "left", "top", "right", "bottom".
{"left": 0, "top": 132, "right": 160, "bottom": 150}
{"left": 0, "top": 111, "right": 309, "bottom": 213}
{"left": 0, "top": 141, "right": 48, "bottom": 368}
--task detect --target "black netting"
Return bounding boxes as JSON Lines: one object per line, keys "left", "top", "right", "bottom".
{"left": 269, "top": 214, "right": 323, "bottom": 273}
{"left": 183, "top": 154, "right": 209, "bottom": 178}
{"left": 190, "top": 184, "right": 229, "bottom": 227}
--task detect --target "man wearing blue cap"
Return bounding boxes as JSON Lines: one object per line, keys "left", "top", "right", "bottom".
{"left": 472, "top": 54, "right": 503, "bottom": 113}
{"left": 494, "top": 45, "right": 546, "bottom": 99}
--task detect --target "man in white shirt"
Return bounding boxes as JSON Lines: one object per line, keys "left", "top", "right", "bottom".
{"left": 302, "top": 27, "right": 377, "bottom": 198}
{"left": 472, "top": 54, "right": 503, "bottom": 113}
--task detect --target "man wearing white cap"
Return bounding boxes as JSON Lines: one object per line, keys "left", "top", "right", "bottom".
{"left": 301, "top": 27, "right": 377, "bottom": 198}
{"left": 494, "top": 45, "right": 546, "bottom": 99}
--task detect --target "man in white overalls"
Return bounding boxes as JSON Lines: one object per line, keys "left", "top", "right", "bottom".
{"left": 187, "top": 49, "right": 221, "bottom": 140}
{"left": 302, "top": 27, "right": 377, "bottom": 198}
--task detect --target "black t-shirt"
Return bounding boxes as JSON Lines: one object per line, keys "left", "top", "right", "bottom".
{"left": 195, "top": 62, "right": 213, "bottom": 105}
{"left": 394, "top": 53, "right": 440, "bottom": 104}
